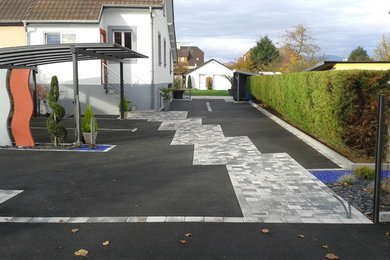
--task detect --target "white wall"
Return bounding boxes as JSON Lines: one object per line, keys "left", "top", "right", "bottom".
{"left": 25, "top": 7, "right": 174, "bottom": 113}
{"left": 186, "top": 60, "right": 233, "bottom": 90}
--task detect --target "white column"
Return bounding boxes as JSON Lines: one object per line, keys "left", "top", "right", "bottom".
{"left": 0, "top": 69, "right": 12, "bottom": 146}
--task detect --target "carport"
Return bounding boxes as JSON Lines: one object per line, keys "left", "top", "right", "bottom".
{"left": 0, "top": 43, "right": 147, "bottom": 146}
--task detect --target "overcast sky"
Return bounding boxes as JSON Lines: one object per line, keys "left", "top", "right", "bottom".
{"left": 174, "top": 0, "right": 390, "bottom": 63}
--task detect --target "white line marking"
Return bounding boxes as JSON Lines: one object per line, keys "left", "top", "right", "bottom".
{"left": 31, "top": 127, "right": 136, "bottom": 132}
{"left": 206, "top": 102, "right": 212, "bottom": 112}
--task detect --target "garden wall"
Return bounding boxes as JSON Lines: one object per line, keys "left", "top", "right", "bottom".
{"left": 248, "top": 70, "right": 390, "bottom": 160}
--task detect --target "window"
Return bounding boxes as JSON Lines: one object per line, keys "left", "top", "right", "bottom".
{"left": 179, "top": 57, "right": 185, "bottom": 63}
{"left": 170, "top": 50, "right": 172, "bottom": 74}
{"left": 164, "top": 38, "right": 167, "bottom": 67}
{"left": 62, "top": 34, "right": 76, "bottom": 44}
{"left": 45, "top": 33, "right": 76, "bottom": 44}
{"left": 158, "top": 32, "right": 162, "bottom": 66}
{"left": 114, "top": 31, "right": 132, "bottom": 49}
{"left": 46, "top": 33, "right": 60, "bottom": 44}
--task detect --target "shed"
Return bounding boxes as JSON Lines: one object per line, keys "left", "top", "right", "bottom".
{"left": 184, "top": 59, "right": 233, "bottom": 90}
{"left": 232, "top": 70, "right": 262, "bottom": 101}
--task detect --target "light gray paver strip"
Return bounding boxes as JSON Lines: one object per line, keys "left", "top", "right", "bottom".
{"left": 0, "top": 190, "right": 23, "bottom": 205}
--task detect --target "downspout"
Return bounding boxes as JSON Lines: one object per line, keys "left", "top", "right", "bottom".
{"left": 150, "top": 6, "right": 156, "bottom": 111}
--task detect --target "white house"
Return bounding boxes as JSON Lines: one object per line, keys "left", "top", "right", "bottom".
{"left": 185, "top": 59, "right": 233, "bottom": 90}
{"left": 0, "top": 0, "right": 177, "bottom": 114}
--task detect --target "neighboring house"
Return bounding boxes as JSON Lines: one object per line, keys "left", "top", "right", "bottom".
{"left": 177, "top": 43, "right": 204, "bottom": 69}
{"left": 185, "top": 59, "right": 233, "bottom": 90}
{"left": 0, "top": 0, "right": 177, "bottom": 114}
{"left": 0, "top": 0, "right": 33, "bottom": 48}
{"left": 304, "top": 61, "right": 390, "bottom": 72}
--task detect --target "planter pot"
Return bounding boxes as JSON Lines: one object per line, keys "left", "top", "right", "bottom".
{"left": 83, "top": 132, "right": 97, "bottom": 144}
{"left": 163, "top": 99, "right": 170, "bottom": 111}
{"left": 173, "top": 90, "right": 185, "bottom": 99}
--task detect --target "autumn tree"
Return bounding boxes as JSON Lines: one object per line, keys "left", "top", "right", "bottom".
{"left": 374, "top": 35, "right": 390, "bottom": 61}
{"left": 231, "top": 53, "right": 256, "bottom": 72}
{"left": 250, "top": 36, "right": 280, "bottom": 71}
{"left": 348, "top": 46, "right": 371, "bottom": 61}
{"left": 282, "top": 24, "right": 321, "bottom": 60}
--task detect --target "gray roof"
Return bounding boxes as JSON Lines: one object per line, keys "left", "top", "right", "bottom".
{"left": 0, "top": 43, "right": 147, "bottom": 69}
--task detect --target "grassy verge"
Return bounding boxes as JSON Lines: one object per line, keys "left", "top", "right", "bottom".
{"left": 186, "top": 89, "right": 229, "bottom": 96}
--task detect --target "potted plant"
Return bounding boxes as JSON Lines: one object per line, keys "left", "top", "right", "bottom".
{"left": 82, "top": 105, "right": 98, "bottom": 145}
{"left": 160, "top": 87, "right": 172, "bottom": 111}
{"left": 118, "top": 97, "right": 131, "bottom": 118}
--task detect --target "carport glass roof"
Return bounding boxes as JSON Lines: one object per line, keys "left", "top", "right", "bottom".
{"left": 0, "top": 43, "right": 148, "bottom": 69}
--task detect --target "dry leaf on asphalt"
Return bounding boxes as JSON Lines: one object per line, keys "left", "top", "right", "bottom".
{"left": 179, "top": 240, "right": 187, "bottom": 244}
{"left": 261, "top": 229, "right": 270, "bottom": 234}
{"left": 322, "top": 244, "right": 329, "bottom": 249}
{"left": 74, "top": 249, "right": 88, "bottom": 257}
{"left": 71, "top": 228, "right": 79, "bottom": 233}
{"left": 386, "top": 232, "right": 390, "bottom": 237}
{"left": 325, "top": 253, "right": 339, "bottom": 259}
{"left": 298, "top": 234, "right": 305, "bottom": 239}
{"left": 184, "top": 233, "right": 192, "bottom": 237}
{"left": 102, "top": 240, "right": 110, "bottom": 246}
{"left": 59, "top": 219, "right": 64, "bottom": 224}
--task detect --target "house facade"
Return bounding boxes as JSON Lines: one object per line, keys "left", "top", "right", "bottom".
{"left": 0, "top": 0, "right": 177, "bottom": 114}
{"left": 185, "top": 59, "right": 233, "bottom": 90}
{"left": 177, "top": 43, "right": 204, "bottom": 70}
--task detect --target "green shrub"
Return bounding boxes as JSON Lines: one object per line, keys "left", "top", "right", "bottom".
{"left": 338, "top": 174, "right": 356, "bottom": 185}
{"left": 354, "top": 166, "right": 375, "bottom": 180}
{"left": 82, "top": 105, "right": 98, "bottom": 133}
{"left": 118, "top": 97, "right": 129, "bottom": 112}
{"left": 174, "top": 78, "right": 182, "bottom": 89}
{"left": 206, "top": 77, "right": 213, "bottom": 90}
{"left": 187, "top": 76, "right": 192, "bottom": 89}
{"left": 46, "top": 76, "right": 67, "bottom": 146}
{"left": 248, "top": 70, "right": 390, "bottom": 159}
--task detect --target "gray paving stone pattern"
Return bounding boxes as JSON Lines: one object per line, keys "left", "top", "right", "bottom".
{"left": 128, "top": 111, "right": 371, "bottom": 224}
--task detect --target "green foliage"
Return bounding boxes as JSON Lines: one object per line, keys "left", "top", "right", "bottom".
{"left": 46, "top": 76, "right": 67, "bottom": 146}
{"left": 82, "top": 105, "right": 98, "bottom": 133}
{"left": 348, "top": 46, "right": 371, "bottom": 61}
{"left": 174, "top": 78, "right": 182, "bottom": 89}
{"left": 354, "top": 166, "right": 375, "bottom": 180}
{"left": 250, "top": 35, "right": 280, "bottom": 71}
{"left": 248, "top": 70, "right": 390, "bottom": 160}
{"left": 160, "top": 87, "right": 172, "bottom": 100}
{"left": 118, "top": 97, "right": 129, "bottom": 112}
{"left": 188, "top": 90, "right": 229, "bottom": 96}
{"left": 187, "top": 76, "right": 192, "bottom": 89}
{"left": 338, "top": 174, "right": 356, "bottom": 185}
{"left": 206, "top": 77, "right": 213, "bottom": 90}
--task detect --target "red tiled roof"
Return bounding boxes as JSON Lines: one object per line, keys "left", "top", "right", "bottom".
{"left": 0, "top": 0, "right": 163, "bottom": 22}
{"left": 0, "top": 0, "right": 34, "bottom": 22}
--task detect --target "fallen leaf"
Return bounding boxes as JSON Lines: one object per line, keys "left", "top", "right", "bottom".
{"left": 184, "top": 233, "right": 192, "bottom": 237}
{"left": 322, "top": 244, "right": 329, "bottom": 249}
{"left": 298, "top": 234, "right": 305, "bottom": 239}
{"left": 325, "top": 253, "right": 339, "bottom": 259}
{"left": 71, "top": 228, "right": 79, "bottom": 233}
{"left": 261, "top": 229, "right": 270, "bottom": 234}
{"left": 364, "top": 211, "right": 373, "bottom": 216}
{"left": 102, "top": 240, "right": 110, "bottom": 246}
{"left": 179, "top": 240, "right": 187, "bottom": 244}
{"left": 59, "top": 219, "right": 64, "bottom": 224}
{"left": 74, "top": 249, "right": 88, "bottom": 257}
{"left": 386, "top": 232, "right": 390, "bottom": 237}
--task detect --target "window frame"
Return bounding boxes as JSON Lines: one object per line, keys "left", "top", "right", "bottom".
{"left": 45, "top": 32, "right": 76, "bottom": 45}
{"left": 113, "top": 30, "right": 132, "bottom": 49}
{"left": 158, "top": 32, "right": 162, "bottom": 66}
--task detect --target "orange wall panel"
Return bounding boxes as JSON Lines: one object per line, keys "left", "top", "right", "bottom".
{"left": 10, "top": 69, "right": 35, "bottom": 147}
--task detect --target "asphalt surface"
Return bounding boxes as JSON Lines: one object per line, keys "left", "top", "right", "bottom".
{"left": 0, "top": 99, "right": 389, "bottom": 259}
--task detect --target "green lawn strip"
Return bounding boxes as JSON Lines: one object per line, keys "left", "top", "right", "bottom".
{"left": 186, "top": 90, "right": 229, "bottom": 96}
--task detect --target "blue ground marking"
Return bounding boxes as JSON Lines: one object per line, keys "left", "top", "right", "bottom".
{"left": 72, "top": 145, "right": 114, "bottom": 152}
{"left": 310, "top": 169, "right": 390, "bottom": 183}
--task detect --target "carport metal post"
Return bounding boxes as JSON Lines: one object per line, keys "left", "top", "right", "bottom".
{"left": 120, "top": 62, "right": 124, "bottom": 120}
{"left": 72, "top": 48, "right": 82, "bottom": 144}
{"left": 32, "top": 69, "right": 38, "bottom": 117}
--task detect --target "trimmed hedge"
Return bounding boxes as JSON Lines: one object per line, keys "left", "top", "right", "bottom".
{"left": 248, "top": 70, "right": 390, "bottom": 159}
